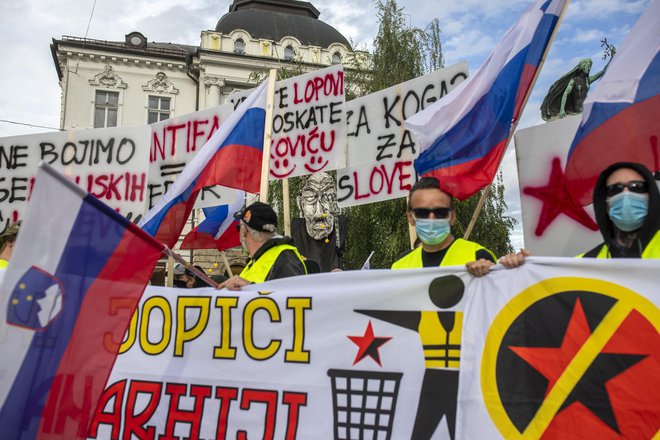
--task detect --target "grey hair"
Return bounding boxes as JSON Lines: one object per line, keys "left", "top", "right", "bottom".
{"left": 245, "top": 223, "right": 275, "bottom": 242}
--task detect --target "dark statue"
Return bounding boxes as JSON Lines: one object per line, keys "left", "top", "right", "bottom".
{"left": 540, "top": 45, "right": 615, "bottom": 121}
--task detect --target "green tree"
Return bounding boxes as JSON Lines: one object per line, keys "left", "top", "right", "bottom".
{"left": 341, "top": 0, "right": 515, "bottom": 269}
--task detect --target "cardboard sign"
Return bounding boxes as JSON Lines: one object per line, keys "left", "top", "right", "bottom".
{"left": 336, "top": 63, "right": 468, "bottom": 207}
{"left": 148, "top": 104, "right": 237, "bottom": 210}
{"left": 514, "top": 116, "right": 601, "bottom": 256}
{"left": 0, "top": 126, "right": 151, "bottom": 230}
{"left": 229, "top": 65, "right": 347, "bottom": 180}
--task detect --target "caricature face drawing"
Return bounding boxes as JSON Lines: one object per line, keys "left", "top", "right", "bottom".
{"left": 297, "top": 172, "right": 338, "bottom": 240}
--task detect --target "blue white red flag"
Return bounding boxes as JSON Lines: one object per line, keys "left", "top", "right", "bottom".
{"left": 405, "top": 0, "right": 566, "bottom": 200}
{"left": 565, "top": 0, "right": 660, "bottom": 205}
{"left": 140, "top": 81, "right": 268, "bottom": 247}
{"left": 0, "top": 163, "right": 163, "bottom": 439}
{"left": 180, "top": 190, "right": 245, "bottom": 251}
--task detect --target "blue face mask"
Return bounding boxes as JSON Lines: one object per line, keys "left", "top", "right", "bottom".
{"left": 608, "top": 191, "right": 648, "bottom": 232}
{"left": 415, "top": 218, "right": 450, "bottom": 245}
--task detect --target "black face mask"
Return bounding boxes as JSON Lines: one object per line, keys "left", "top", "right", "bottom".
{"left": 173, "top": 280, "right": 188, "bottom": 288}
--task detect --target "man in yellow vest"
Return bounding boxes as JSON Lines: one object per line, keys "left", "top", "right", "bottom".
{"left": 218, "top": 202, "right": 306, "bottom": 290}
{"left": 392, "top": 177, "right": 526, "bottom": 274}
{"left": 579, "top": 162, "right": 659, "bottom": 258}
{"left": 0, "top": 221, "right": 21, "bottom": 269}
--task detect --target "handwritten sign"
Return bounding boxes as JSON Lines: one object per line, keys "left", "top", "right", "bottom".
{"left": 148, "top": 104, "right": 236, "bottom": 210}
{"left": 0, "top": 126, "right": 150, "bottom": 231}
{"left": 337, "top": 63, "right": 468, "bottom": 207}
{"left": 229, "top": 65, "right": 347, "bottom": 180}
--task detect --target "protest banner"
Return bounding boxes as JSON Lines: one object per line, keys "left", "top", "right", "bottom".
{"left": 336, "top": 63, "right": 468, "bottom": 207}
{"left": 0, "top": 126, "right": 150, "bottom": 232}
{"left": 229, "top": 65, "right": 347, "bottom": 180}
{"left": 148, "top": 104, "right": 237, "bottom": 210}
{"left": 514, "top": 116, "right": 601, "bottom": 256}
{"left": 20, "top": 258, "right": 647, "bottom": 439}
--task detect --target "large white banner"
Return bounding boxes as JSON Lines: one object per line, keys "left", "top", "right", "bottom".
{"left": 337, "top": 64, "right": 468, "bottom": 207}
{"left": 0, "top": 126, "right": 150, "bottom": 229}
{"left": 148, "top": 105, "right": 235, "bottom": 210}
{"left": 81, "top": 258, "right": 658, "bottom": 439}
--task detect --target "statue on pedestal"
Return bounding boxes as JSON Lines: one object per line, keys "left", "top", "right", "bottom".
{"left": 541, "top": 42, "right": 616, "bottom": 121}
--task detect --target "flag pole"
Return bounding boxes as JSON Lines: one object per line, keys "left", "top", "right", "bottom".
{"left": 283, "top": 178, "right": 291, "bottom": 236}
{"left": 164, "top": 247, "right": 220, "bottom": 288}
{"left": 259, "top": 69, "right": 278, "bottom": 203}
{"left": 220, "top": 250, "right": 233, "bottom": 278}
{"left": 463, "top": 0, "right": 570, "bottom": 241}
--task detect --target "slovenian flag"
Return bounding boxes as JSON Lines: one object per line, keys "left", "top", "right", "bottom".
{"left": 565, "top": 0, "right": 660, "bottom": 205}
{"left": 405, "top": 0, "right": 566, "bottom": 200}
{"left": 0, "top": 163, "right": 164, "bottom": 439}
{"left": 140, "top": 81, "right": 268, "bottom": 247}
{"left": 180, "top": 190, "right": 245, "bottom": 251}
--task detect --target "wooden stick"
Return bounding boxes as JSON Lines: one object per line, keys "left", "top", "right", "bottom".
{"left": 220, "top": 251, "right": 233, "bottom": 278}
{"left": 463, "top": 185, "right": 491, "bottom": 240}
{"left": 166, "top": 255, "right": 174, "bottom": 287}
{"left": 462, "top": 0, "right": 570, "bottom": 241}
{"left": 282, "top": 178, "right": 291, "bottom": 236}
{"left": 164, "top": 247, "right": 219, "bottom": 288}
{"left": 259, "top": 69, "right": 278, "bottom": 203}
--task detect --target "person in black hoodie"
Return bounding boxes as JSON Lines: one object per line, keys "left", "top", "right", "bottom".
{"left": 580, "top": 162, "right": 660, "bottom": 258}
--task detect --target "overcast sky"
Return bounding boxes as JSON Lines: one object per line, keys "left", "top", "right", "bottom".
{"left": 0, "top": 0, "right": 651, "bottom": 247}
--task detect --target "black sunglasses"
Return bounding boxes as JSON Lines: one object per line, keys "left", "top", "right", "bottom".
{"left": 606, "top": 181, "right": 648, "bottom": 197}
{"left": 412, "top": 207, "right": 451, "bottom": 219}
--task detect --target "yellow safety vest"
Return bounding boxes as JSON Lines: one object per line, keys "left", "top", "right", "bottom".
{"left": 418, "top": 311, "right": 462, "bottom": 369}
{"left": 0, "top": 259, "right": 7, "bottom": 269}
{"left": 391, "top": 238, "right": 495, "bottom": 269}
{"left": 578, "top": 230, "right": 660, "bottom": 259}
{"left": 239, "top": 244, "right": 306, "bottom": 283}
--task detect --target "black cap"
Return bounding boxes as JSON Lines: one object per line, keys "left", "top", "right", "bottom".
{"left": 234, "top": 202, "right": 277, "bottom": 232}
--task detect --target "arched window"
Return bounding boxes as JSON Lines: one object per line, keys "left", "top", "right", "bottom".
{"left": 234, "top": 38, "right": 245, "bottom": 55}
{"left": 284, "top": 45, "right": 295, "bottom": 61}
{"left": 332, "top": 51, "right": 342, "bottom": 65}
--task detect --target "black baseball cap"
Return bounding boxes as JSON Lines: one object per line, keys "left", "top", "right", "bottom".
{"left": 234, "top": 202, "right": 277, "bottom": 232}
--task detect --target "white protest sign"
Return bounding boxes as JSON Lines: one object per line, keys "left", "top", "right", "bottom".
{"left": 228, "top": 65, "right": 347, "bottom": 180}
{"left": 514, "top": 116, "right": 601, "bottom": 256}
{"left": 0, "top": 126, "right": 150, "bottom": 229}
{"left": 148, "top": 104, "right": 236, "bottom": 210}
{"left": 337, "top": 63, "right": 468, "bottom": 207}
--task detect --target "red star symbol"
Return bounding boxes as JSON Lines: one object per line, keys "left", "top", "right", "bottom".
{"left": 347, "top": 321, "right": 391, "bottom": 366}
{"left": 509, "top": 299, "right": 647, "bottom": 434}
{"left": 523, "top": 157, "right": 598, "bottom": 236}
{"left": 509, "top": 298, "right": 591, "bottom": 395}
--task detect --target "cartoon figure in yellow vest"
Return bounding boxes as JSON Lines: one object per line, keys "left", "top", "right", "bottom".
{"left": 357, "top": 275, "right": 465, "bottom": 440}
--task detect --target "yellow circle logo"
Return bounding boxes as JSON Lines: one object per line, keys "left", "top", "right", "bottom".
{"left": 482, "top": 277, "right": 660, "bottom": 439}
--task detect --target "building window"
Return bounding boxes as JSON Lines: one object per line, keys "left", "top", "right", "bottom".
{"left": 284, "top": 45, "right": 295, "bottom": 61}
{"left": 94, "top": 90, "right": 119, "bottom": 128}
{"left": 234, "top": 38, "right": 245, "bottom": 54}
{"left": 148, "top": 96, "right": 171, "bottom": 123}
{"left": 332, "top": 51, "right": 342, "bottom": 65}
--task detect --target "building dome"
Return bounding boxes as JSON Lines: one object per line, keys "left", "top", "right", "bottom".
{"left": 216, "top": 0, "right": 351, "bottom": 49}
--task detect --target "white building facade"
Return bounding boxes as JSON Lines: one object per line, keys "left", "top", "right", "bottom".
{"left": 51, "top": 0, "right": 362, "bottom": 131}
